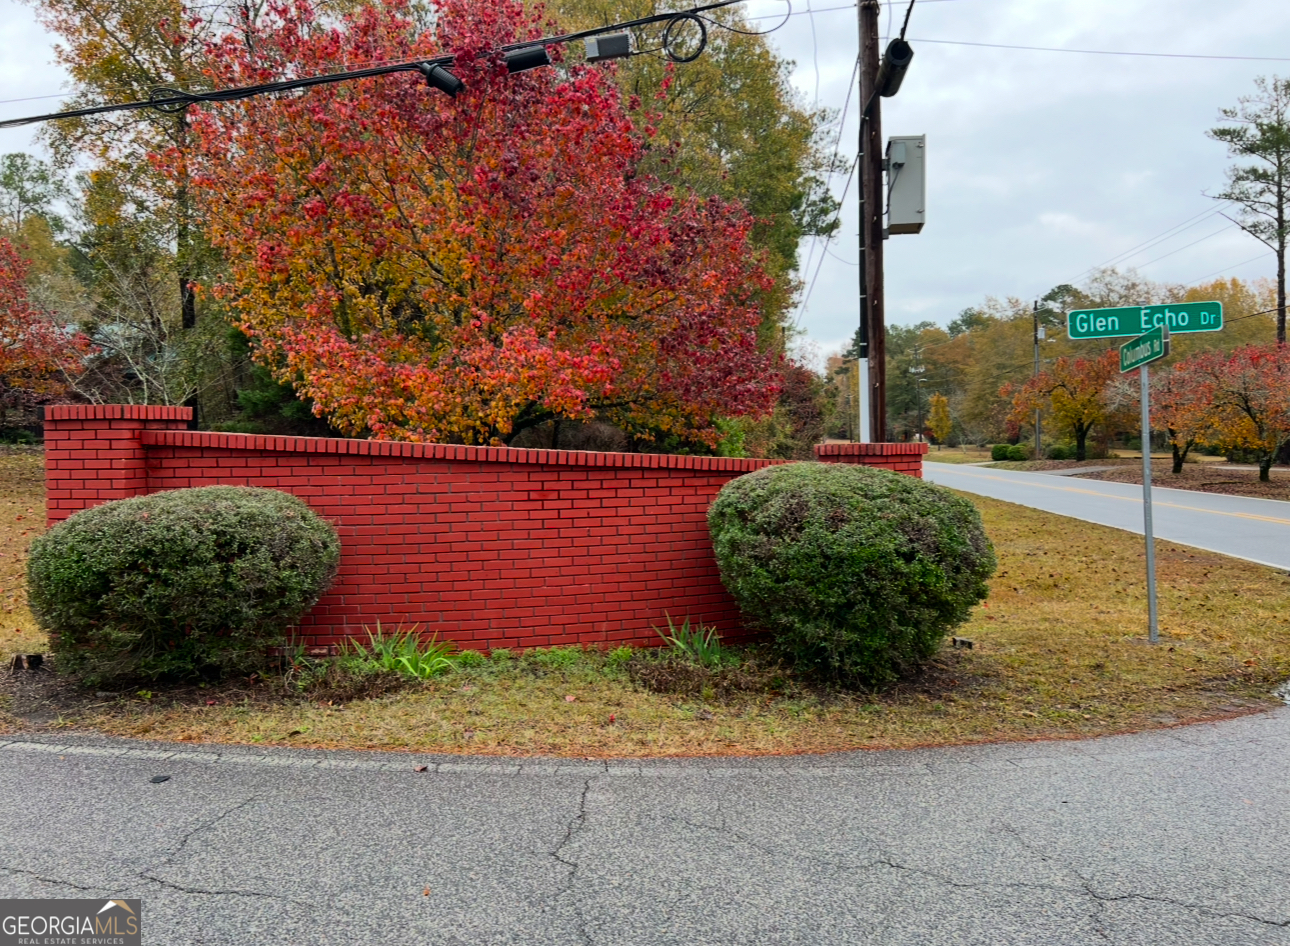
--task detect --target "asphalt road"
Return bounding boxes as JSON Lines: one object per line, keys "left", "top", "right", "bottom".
{"left": 924, "top": 463, "right": 1290, "bottom": 570}
{"left": 2, "top": 709, "right": 1289, "bottom": 945}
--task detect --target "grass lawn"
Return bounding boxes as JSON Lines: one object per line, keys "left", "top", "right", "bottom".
{"left": 0, "top": 452, "right": 48, "bottom": 657}
{"left": 923, "top": 446, "right": 992, "bottom": 464}
{"left": 2, "top": 450, "right": 1289, "bottom": 757}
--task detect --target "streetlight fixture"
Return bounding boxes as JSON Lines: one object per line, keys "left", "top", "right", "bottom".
{"left": 504, "top": 46, "right": 552, "bottom": 73}
{"left": 417, "top": 63, "right": 464, "bottom": 96}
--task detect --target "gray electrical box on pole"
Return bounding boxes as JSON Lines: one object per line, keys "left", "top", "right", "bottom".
{"left": 886, "top": 135, "right": 925, "bottom": 235}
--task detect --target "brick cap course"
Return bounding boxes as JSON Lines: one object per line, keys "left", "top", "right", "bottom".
{"left": 46, "top": 404, "right": 193, "bottom": 422}
{"left": 141, "top": 428, "right": 794, "bottom": 472}
{"left": 814, "top": 442, "right": 930, "bottom": 458}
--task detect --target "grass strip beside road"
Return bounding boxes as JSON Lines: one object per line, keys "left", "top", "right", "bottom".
{"left": 2, "top": 455, "right": 1288, "bottom": 757}
{"left": 0, "top": 453, "right": 47, "bottom": 657}
{"left": 922, "top": 447, "right": 992, "bottom": 465}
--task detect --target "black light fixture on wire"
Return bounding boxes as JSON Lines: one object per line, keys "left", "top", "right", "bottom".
{"left": 503, "top": 46, "right": 552, "bottom": 73}
{"left": 877, "top": 0, "right": 916, "bottom": 98}
{"left": 875, "top": 39, "right": 914, "bottom": 97}
{"left": 416, "top": 62, "right": 464, "bottom": 96}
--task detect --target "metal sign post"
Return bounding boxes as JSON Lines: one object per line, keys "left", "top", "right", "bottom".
{"left": 1120, "top": 325, "right": 1170, "bottom": 643}
{"left": 1139, "top": 364, "right": 1160, "bottom": 644}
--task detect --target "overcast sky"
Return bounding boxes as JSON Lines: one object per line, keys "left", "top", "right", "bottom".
{"left": 1, "top": 0, "right": 1288, "bottom": 358}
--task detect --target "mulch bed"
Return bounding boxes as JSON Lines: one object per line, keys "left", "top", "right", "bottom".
{"left": 987, "top": 459, "right": 1139, "bottom": 473}
{"left": 1074, "top": 462, "right": 1290, "bottom": 501}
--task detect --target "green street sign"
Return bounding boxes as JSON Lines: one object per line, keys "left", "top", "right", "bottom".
{"left": 1067, "top": 301, "right": 1223, "bottom": 340}
{"left": 1120, "top": 324, "right": 1171, "bottom": 373}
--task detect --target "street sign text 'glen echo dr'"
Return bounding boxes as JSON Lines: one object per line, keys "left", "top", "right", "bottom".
{"left": 1067, "top": 301, "right": 1223, "bottom": 340}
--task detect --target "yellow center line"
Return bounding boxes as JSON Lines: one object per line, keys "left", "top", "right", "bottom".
{"left": 940, "top": 468, "right": 1290, "bottom": 527}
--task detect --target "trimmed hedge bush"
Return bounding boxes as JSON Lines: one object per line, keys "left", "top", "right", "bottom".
{"left": 708, "top": 463, "right": 995, "bottom": 685}
{"left": 990, "top": 444, "right": 1010, "bottom": 461}
{"left": 28, "top": 486, "right": 340, "bottom": 681}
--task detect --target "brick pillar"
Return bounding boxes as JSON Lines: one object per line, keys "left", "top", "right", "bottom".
{"left": 44, "top": 405, "right": 192, "bottom": 526}
{"left": 815, "top": 442, "right": 929, "bottom": 478}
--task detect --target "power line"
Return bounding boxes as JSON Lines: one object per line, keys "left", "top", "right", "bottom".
{"left": 796, "top": 152, "right": 859, "bottom": 322}
{"left": 808, "top": 0, "right": 821, "bottom": 109}
{"left": 1225, "top": 304, "right": 1281, "bottom": 324}
{"left": 898, "top": 0, "right": 917, "bottom": 41}
{"left": 907, "top": 37, "right": 1290, "bottom": 62}
{"left": 1134, "top": 222, "right": 1239, "bottom": 270}
{"left": 1068, "top": 206, "right": 1226, "bottom": 283}
{"left": 745, "top": 0, "right": 970, "bottom": 19}
{"left": 1186, "top": 251, "right": 1275, "bottom": 286}
{"left": 795, "top": 53, "right": 858, "bottom": 311}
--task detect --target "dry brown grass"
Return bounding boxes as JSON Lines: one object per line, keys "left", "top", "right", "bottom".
{"left": 922, "top": 446, "right": 993, "bottom": 464}
{"left": 3, "top": 455, "right": 1288, "bottom": 757}
{"left": 0, "top": 453, "right": 47, "bottom": 657}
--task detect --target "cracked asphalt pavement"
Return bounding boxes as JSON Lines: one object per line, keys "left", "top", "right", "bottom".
{"left": 1, "top": 708, "right": 1289, "bottom": 945}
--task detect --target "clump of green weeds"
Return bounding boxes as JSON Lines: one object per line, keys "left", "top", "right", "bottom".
{"left": 655, "top": 616, "right": 736, "bottom": 669}
{"left": 342, "top": 623, "right": 459, "bottom": 681}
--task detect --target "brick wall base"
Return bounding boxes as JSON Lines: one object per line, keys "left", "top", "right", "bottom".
{"left": 44, "top": 407, "right": 927, "bottom": 651}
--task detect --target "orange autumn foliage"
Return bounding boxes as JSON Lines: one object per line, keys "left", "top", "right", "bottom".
{"left": 1183, "top": 344, "right": 1290, "bottom": 481}
{"left": 0, "top": 238, "right": 90, "bottom": 410}
{"left": 174, "top": 0, "right": 780, "bottom": 446}
{"left": 1004, "top": 350, "right": 1126, "bottom": 461}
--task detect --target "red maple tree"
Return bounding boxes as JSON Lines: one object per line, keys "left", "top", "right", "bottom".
{"left": 1184, "top": 345, "right": 1290, "bottom": 481}
{"left": 0, "top": 238, "right": 90, "bottom": 412}
{"left": 174, "top": 0, "right": 780, "bottom": 446}
{"left": 1150, "top": 360, "right": 1219, "bottom": 474}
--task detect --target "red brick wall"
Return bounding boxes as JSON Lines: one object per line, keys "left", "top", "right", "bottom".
{"left": 44, "top": 405, "right": 191, "bottom": 517}
{"left": 813, "top": 441, "right": 929, "bottom": 475}
{"left": 44, "top": 407, "right": 925, "bottom": 651}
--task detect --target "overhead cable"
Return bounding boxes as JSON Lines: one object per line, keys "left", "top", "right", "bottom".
{"left": 796, "top": 152, "right": 860, "bottom": 323}
{"left": 1134, "top": 223, "right": 1239, "bottom": 271}
{"left": 1068, "top": 207, "right": 1226, "bottom": 282}
{"left": 907, "top": 37, "right": 1290, "bottom": 62}
{"left": 0, "top": 0, "right": 755, "bottom": 130}
{"left": 1186, "top": 252, "right": 1275, "bottom": 286}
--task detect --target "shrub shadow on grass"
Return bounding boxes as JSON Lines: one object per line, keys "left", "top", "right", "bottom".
{"left": 625, "top": 648, "right": 786, "bottom": 699}
{"left": 624, "top": 644, "right": 1002, "bottom": 710}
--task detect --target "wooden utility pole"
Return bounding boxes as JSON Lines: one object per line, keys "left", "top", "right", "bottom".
{"left": 858, "top": 0, "right": 886, "bottom": 442}
{"left": 1033, "top": 301, "right": 1042, "bottom": 456}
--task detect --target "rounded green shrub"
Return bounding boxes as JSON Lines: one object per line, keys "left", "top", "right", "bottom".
{"left": 1006, "top": 444, "right": 1030, "bottom": 461}
{"left": 990, "top": 443, "right": 1010, "bottom": 461}
{"left": 707, "top": 463, "right": 995, "bottom": 685}
{"left": 28, "top": 486, "right": 340, "bottom": 681}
